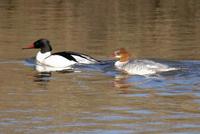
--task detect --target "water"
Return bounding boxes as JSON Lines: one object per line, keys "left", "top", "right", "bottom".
{"left": 0, "top": 0, "right": 200, "bottom": 134}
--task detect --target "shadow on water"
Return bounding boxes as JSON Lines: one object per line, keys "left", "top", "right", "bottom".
{"left": 23, "top": 57, "right": 200, "bottom": 92}
{"left": 112, "top": 60, "right": 200, "bottom": 93}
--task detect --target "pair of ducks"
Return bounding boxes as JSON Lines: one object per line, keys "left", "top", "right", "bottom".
{"left": 23, "top": 39, "right": 176, "bottom": 75}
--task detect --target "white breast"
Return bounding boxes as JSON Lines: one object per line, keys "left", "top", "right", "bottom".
{"left": 36, "top": 51, "right": 51, "bottom": 63}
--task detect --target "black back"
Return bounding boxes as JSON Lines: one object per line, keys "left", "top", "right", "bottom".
{"left": 52, "top": 51, "right": 99, "bottom": 62}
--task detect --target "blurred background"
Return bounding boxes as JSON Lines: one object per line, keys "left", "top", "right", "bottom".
{"left": 0, "top": 0, "right": 199, "bottom": 60}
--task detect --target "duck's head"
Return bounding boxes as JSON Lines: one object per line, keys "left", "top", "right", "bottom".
{"left": 112, "top": 48, "right": 130, "bottom": 62}
{"left": 23, "top": 39, "right": 52, "bottom": 53}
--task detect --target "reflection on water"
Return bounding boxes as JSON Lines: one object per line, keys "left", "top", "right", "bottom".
{"left": 113, "top": 74, "right": 135, "bottom": 89}
{"left": 0, "top": 0, "right": 200, "bottom": 134}
{"left": 34, "top": 72, "right": 52, "bottom": 83}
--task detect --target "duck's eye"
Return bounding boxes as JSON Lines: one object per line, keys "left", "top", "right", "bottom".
{"left": 34, "top": 42, "right": 40, "bottom": 48}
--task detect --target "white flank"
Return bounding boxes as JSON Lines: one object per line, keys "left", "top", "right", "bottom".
{"left": 115, "top": 60, "right": 178, "bottom": 75}
{"left": 36, "top": 51, "right": 76, "bottom": 68}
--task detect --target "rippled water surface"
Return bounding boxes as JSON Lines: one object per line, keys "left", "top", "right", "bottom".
{"left": 0, "top": 0, "right": 200, "bottom": 134}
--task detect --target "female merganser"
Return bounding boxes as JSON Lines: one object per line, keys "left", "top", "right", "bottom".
{"left": 23, "top": 39, "right": 99, "bottom": 68}
{"left": 113, "top": 48, "right": 177, "bottom": 75}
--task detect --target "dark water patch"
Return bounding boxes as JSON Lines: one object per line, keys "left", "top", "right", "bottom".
{"left": 23, "top": 57, "right": 36, "bottom": 67}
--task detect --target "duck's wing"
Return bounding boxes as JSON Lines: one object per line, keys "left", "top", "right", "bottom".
{"left": 52, "top": 51, "right": 99, "bottom": 64}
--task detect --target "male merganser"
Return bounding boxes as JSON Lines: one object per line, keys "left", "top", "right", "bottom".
{"left": 23, "top": 39, "right": 99, "bottom": 68}
{"left": 112, "top": 48, "right": 177, "bottom": 75}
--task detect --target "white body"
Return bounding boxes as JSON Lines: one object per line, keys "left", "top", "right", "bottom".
{"left": 35, "top": 64, "right": 72, "bottom": 72}
{"left": 36, "top": 51, "right": 96, "bottom": 68}
{"left": 115, "top": 59, "right": 177, "bottom": 75}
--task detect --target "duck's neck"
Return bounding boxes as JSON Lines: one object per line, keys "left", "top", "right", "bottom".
{"left": 36, "top": 51, "right": 51, "bottom": 63}
{"left": 119, "top": 54, "right": 130, "bottom": 62}
{"left": 115, "top": 54, "right": 130, "bottom": 69}
{"left": 115, "top": 60, "right": 129, "bottom": 69}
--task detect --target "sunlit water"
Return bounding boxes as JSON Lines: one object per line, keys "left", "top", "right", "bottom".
{"left": 0, "top": 0, "right": 200, "bottom": 134}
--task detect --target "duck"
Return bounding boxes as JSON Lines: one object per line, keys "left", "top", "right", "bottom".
{"left": 112, "top": 48, "right": 177, "bottom": 75}
{"left": 23, "top": 39, "right": 99, "bottom": 68}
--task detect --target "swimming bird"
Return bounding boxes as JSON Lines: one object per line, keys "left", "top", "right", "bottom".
{"left": 112, "top": 48, "right": 177, "bottom": 75}
{"left": 23, "top": 39, "right": 99, "bottom": 68}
